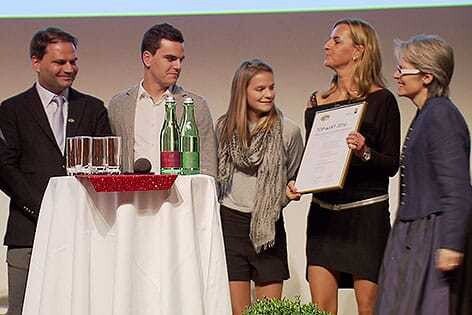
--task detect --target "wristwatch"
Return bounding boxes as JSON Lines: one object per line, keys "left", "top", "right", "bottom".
{"left": 361, "top": 147, "right": 371, "bottom": 162}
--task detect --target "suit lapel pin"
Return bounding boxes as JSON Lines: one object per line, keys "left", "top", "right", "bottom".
{"left": 67, "top": 118, "right": 75, "bottom": 123}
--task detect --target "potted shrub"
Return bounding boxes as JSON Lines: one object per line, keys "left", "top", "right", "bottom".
{"left": 243, "top": 296, "right": 331, "bottom": 315}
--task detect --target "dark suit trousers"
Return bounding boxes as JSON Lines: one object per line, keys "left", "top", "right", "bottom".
{"left": 6, "top": 248, "right": 32, "bottom": 315}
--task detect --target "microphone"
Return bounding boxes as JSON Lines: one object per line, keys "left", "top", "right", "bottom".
{"left": 133, "top": 158, "right": 152, "bottom": 174}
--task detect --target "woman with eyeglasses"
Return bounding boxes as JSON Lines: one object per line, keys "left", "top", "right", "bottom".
{"left": 375, "top": 34, "right": 472, "bottom": 315}
{"left": 286, "top": 18, "right": 400, "bottom": 315}
{"left": 217, "top": 59, "right": 304, "bottom": 315}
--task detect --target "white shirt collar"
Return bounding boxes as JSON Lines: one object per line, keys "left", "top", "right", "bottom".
{"left": 137, "top": 80, "right": 174, "bottom": 105}
{"left": 35, "top": 82, "right": 69, "bottom": 109}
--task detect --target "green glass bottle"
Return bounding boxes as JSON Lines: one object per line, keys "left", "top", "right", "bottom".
{"left": 160, "top": 96, "right": 181, "bottom": 174}
{"left": 179, "top": 97, "right": 200, "bottom": 175}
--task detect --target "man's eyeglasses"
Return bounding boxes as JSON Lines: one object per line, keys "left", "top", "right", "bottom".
{"left": 395, "top": 65, "right": 422, "bottom": 76}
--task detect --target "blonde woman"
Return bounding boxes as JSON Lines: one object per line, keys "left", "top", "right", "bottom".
{"left": 287, "top": 18, "right": 400, "bottom": 315}
{"left": 217, "top": 59, "right": 303, "bottom": 315}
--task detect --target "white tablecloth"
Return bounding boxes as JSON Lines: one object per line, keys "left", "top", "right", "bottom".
{"left": 23, "top": 175, "right": 231, "bottom": 315}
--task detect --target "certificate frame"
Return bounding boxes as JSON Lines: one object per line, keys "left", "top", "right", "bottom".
{"left": 295, "top": 100, "right": 367, "bottom": 194}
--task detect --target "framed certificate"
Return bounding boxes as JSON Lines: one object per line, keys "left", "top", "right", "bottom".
{"left": 295, "top": 100, "right": 367, "bottom": 194}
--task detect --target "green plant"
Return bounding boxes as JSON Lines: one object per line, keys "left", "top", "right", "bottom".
{"left": 243, "top": 296, "right": 331, "bottom": 315}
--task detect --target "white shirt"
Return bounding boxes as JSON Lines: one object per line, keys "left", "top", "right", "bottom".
{"left": 36, "top": 83, "right": 69, "bottom": 154}
{"left": 134, "top": 81, "right": 172, "bottom": 173}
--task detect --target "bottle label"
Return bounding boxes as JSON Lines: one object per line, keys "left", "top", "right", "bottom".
{"left": 182, "top": 152, "right": 200, "bottom": 169}
{"left": 161, "top": 151, "right": 181, "bottom": 168}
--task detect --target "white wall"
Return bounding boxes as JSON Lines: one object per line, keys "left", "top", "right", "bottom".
{"left": 0, "top": 6, "right": 471, "bottom": 314}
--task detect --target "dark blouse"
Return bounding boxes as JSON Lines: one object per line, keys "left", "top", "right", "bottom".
{"left": 304, "top": 89, "right": 400, "bottom": 203}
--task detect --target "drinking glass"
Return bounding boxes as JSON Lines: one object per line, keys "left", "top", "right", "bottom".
{"left": 66, "top": 136, "right": 93, "bottom": 175}
{"left": 66, "top": 137, "right": 79, "bottom": 175}
{"left": 91, "top": 137, "right": 107, "bottom": 174}
{"left": 78, "top": 136, "right": 92, "bottom": 174}
{"left": 106, "top": 136, "right": 121, "bottom": 174}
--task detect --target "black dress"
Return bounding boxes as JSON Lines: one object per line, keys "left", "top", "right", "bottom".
{"left": 305, "top": 89, "right": 400, "bottom": 286}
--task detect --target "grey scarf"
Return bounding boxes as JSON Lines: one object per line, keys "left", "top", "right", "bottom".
{"left": 218, "top": 113, "right": 287, "bottom": 253}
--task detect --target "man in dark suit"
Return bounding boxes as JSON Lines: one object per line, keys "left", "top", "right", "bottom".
{"left": 0, "top": 27, "right": 111, "bottom": 315}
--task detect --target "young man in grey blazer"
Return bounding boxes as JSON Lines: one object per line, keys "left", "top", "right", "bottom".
{"left": 108, "top": 23, "right": 217, "bottom": 176}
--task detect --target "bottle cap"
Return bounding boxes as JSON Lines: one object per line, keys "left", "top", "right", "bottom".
{"left": 165, "top": 95, "right": 176, "bottom": 104}
{"left": 183, "top": 97, "right": 194, "bottom": 106}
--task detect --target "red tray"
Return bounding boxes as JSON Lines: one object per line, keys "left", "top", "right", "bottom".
{"left": 76, "top": 174, "right": 178, "bottom": 192}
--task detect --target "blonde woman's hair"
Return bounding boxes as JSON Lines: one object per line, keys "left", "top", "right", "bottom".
{"left": 394, "top": 34, "right": 454, "bottom": 98}
{"left": 322, "top": 18, "right": 385, "bottom": 99}
{"left": 218, "top": 59, "right": 278, "bottom": 148}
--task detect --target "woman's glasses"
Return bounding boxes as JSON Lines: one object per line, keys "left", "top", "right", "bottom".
{"left": 395, "top": 65, "right": 422, "bottom": 76}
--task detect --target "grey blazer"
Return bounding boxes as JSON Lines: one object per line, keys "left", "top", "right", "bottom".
{"left": 107, "top": 84, "right": 217, "bottom": 177}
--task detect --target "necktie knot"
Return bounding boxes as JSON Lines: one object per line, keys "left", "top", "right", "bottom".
{"left": 52, "top": 95, "right": 65, "bottom": 111}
